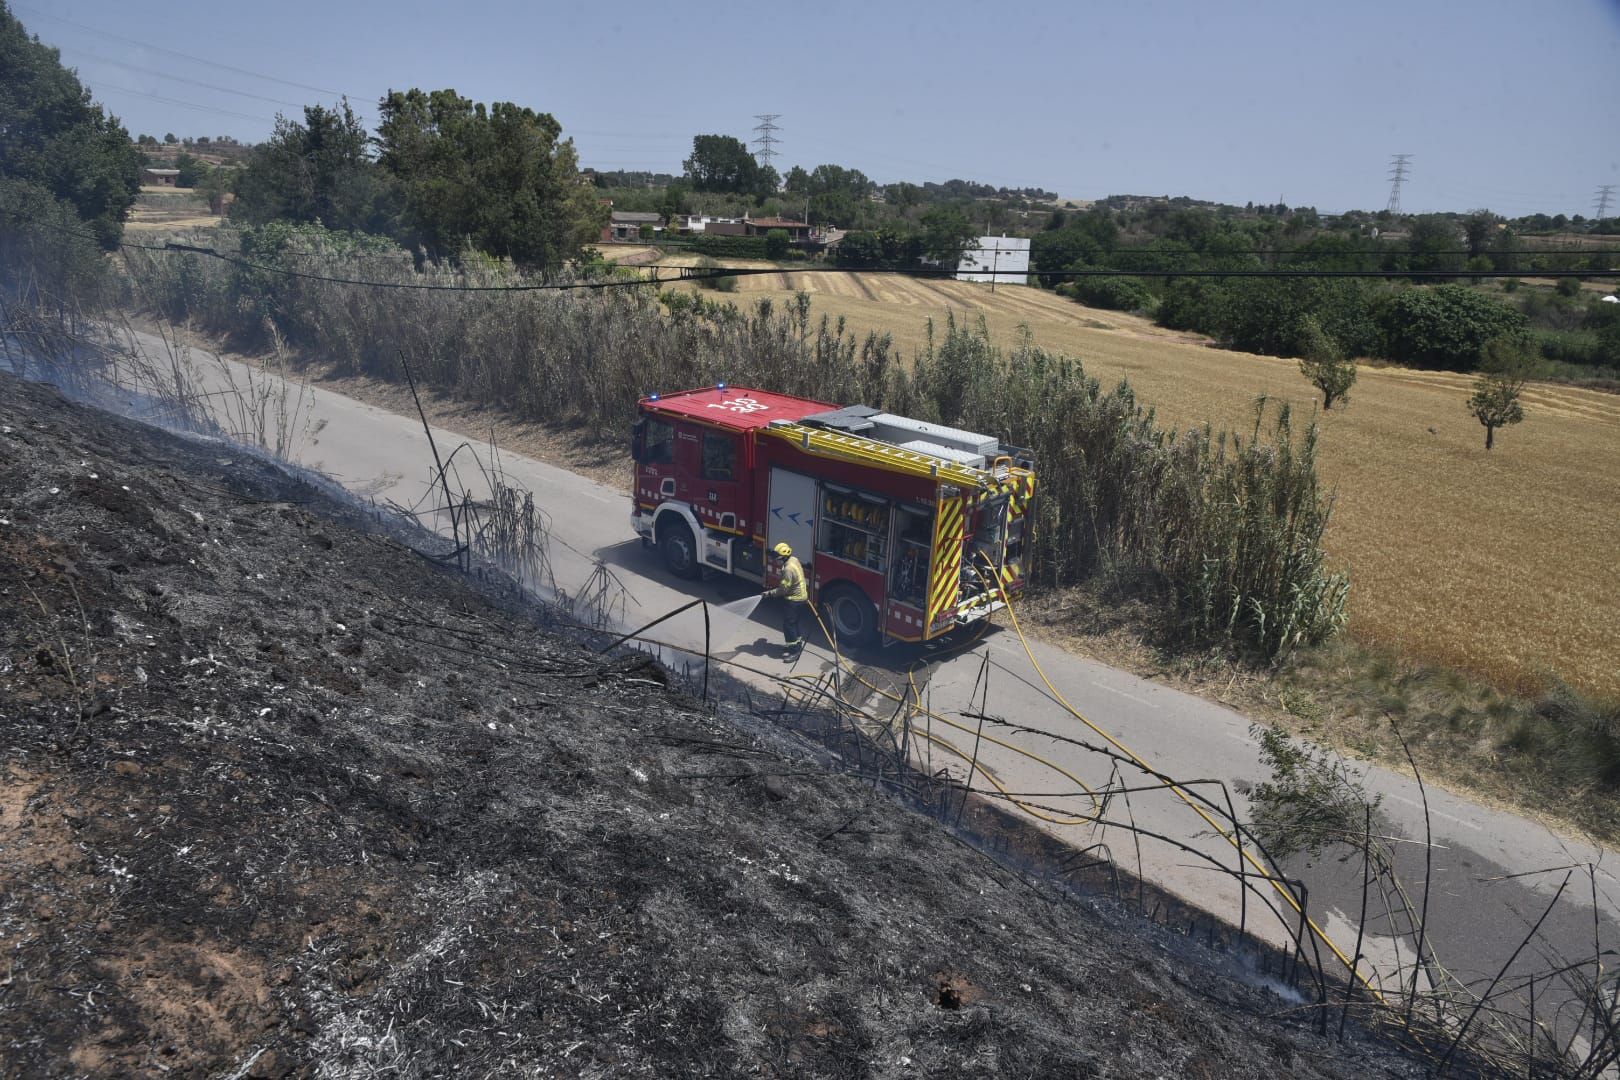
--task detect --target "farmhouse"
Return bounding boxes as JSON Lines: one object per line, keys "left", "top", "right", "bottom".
{"left": 141, "top": 167, "right": 180, "bottom": 187}
{"left": 957, "top": 235, "right": 1031, "bottom": 284}
{"left": 602, "top": 210, "right": 662, "bottom": 243}
{"left": 743, "top": 216, "right": 813, "bottom": 241}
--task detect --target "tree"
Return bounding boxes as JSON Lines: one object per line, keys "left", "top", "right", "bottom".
{"left": 754, "top": 164, "right": 780, "bottom": 201}
{"left": 682, "top": 134, "right": 759, "bottom": 194}
{"left": 918, "top": 206, "right": 976, "bottom": 266}
{"left": 376, "top": 89, "right": 606, "bottom": 269}
{"left": 1463, "top": 209, "right": 1499, "bottom": 258}
{"left": 657, "top": 182, "right": 688, "bottom": 226}
{"left": 887, "top": 181, "right": 923, "bottom": 209}
{"left": 1467, "top": 340, "right": 1535, "bottom": 450}
{"left": 1406, "top": 215, "right": 1464, "bottom": 277}
{"left": 1297, "top": 316, "right": 1357, "bottom": 410}
{"left": 164, "top": 133, "right": 177, "bottom": 144}
{"left": 782, "top": 165, "right": 810, "bottom": 194}
{"left": 196, "top": 166, "right": 230, "bottom": 215}
{"left": 174, "top": 152, "right": 206, "bottom": 187}
{"left": 764, "top": 227, "right": 789, "bottom": 260}
{"left": 0, "top": 3, "right": 143, "bottom": 246}
{"left": 232, "top": 101, "right": 388, "bottom": 233}
{"left": 1031, "top": 208, "right": 1117, "bottom": 284}
{"left": 834, "top": 230, "right": 882, "bottom": 267}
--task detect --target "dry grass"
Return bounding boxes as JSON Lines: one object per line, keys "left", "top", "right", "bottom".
{"left": 126, "top": 188, "right": 222, "bottom": 232}
{"left": 669, "top": 269, "right": 1620, "bottom": 699}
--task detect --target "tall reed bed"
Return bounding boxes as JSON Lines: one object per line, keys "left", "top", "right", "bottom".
{"left": 119, "top": 226, "right": 1347, "bottom": 658}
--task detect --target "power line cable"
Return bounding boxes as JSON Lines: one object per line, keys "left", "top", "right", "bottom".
{"left": 14, "top": 3, "right": 351, "bottom": 97}
{"left": 58, "top": 45, "right": 305, "bottom": 109}
{"left": 88, "top": 81, "right": 276, "bottom": 125}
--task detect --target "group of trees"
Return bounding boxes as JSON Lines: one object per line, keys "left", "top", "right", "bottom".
{"left": 833, "top": 208, "right": 979, "bottom": 270}
{"left": 0, "top": 2, "right": 142, "bottom": 249}
{"left": 229, "top": 92, "right": 606, "bottom": 270}
{"left": 1030, "top": 203, "right": 1618, "bottom": 375}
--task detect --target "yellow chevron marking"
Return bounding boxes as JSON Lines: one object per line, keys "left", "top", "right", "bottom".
{"left": 928, "top": 496, "right": 965, "bottom": 626}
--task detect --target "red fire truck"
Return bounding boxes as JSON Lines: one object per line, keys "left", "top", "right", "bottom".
{"left": 630, "top": 385, "right": 1036, "bottom": 646}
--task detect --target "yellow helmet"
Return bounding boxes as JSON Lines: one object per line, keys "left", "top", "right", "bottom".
{"left": 773, "top": 542, "right": 793, "bottom": 557}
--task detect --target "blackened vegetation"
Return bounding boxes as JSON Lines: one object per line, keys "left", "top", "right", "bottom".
{"left": 0, "top": 373, "right": 1426, "bottom": 1077}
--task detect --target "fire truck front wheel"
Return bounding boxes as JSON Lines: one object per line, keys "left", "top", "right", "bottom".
{"left": 657, "top": 517, "right": 702, "bottom": 580}
{"left": 821, "top": 583, "right": 878, "bottom": 649}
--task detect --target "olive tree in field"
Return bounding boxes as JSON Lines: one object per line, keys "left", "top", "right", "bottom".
{"left": 1296, "top": 314, "right": 1357, "bottom": 410}
{"left": 1467, "top": 340, "right": 1535, "bottom": 450}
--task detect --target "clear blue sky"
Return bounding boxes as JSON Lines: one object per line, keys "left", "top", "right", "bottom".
{"left": 15, "top": 0, "right": 1620, "bottom": 215}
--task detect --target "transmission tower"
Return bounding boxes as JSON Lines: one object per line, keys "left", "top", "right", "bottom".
{"left": 1596, "top": 185, "right": 1616, "bottom": 220}
{"left": 1385, "top": 154, "right": 1413, "bottom": 214}
{"left": 752, "top": 114, "right": 781, "bottom": 169}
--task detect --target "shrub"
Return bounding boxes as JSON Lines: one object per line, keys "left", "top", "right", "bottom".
{"left": 1154, "top": 279, "right": 1224, "bottom": 332}
{"left": 1057, "top": 271, "right": 1152, "bottom": 312}
{"left": 1533, "top": 328, "right": 1600, "bottom": 367}
{"left": 0, "top": 179, "right": 115, "bottom": 311}
{"left": 764, "top": 228, "right": 790, "bottom": 260}
{"left": 690, "top": 234, "right": 769, "bottom": 260}
{"left": 1375, "top": 285, "right": 1528, "bottom": 371}
{"left": 1214, "top": 276, "right": 1378, "bottom": 360}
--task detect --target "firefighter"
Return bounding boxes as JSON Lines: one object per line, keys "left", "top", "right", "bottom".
{"left": 763, "top": 542, "right": 808, "bottom": 661}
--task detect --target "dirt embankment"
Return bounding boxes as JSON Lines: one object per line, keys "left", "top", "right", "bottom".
{"left": 0, "top": 373, "right": 1425, "bottom": 1077}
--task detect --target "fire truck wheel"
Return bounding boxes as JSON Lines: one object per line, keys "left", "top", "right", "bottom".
{"left": 657, "top": 518, "right": 701, "bottom": 580}
{"left": 821, "top": 583, "right": 878, "bottom": 648}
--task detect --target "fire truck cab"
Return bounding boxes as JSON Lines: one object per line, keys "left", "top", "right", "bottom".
{"left": 631, "top": 385, "right": 1036, "bottom": 647}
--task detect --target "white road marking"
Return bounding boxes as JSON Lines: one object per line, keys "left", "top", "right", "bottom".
{"left": 1383, "top": 792, "right": 1484, "bottom": 831}
{"left": 1090, "top": 681, "right": 1154, "bottom": 707}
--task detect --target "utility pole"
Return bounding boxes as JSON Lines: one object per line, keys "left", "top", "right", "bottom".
{"left": 752, "top": 114, "right": 781, "bottom": 171}
{"left": 1386, "top": 154, "right": 1412, "bottom": 215}
{"left": 1596, "top": 185, "right": 1616, "bottom": 221}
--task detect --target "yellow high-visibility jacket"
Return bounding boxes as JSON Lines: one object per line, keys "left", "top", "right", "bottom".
{"left": 768, "top": 556, "right": 808, "bottom": 602}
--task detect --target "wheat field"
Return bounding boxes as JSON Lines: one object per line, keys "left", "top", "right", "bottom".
{"left": 655, "top": 260, "right": 1620, "bottom": 697}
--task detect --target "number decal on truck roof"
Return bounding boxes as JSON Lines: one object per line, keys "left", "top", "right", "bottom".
{"left": 706, "top": 397, "right": 768, "bottom": 414}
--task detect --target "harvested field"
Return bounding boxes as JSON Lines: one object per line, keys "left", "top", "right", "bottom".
{"left": 0, "top": 372, "right": 1430, "bottom": 1077}
{"left": 671, "top": 266, "right": 1620, "bottom": 698}
{"left": 126, "top": 187, "right": 222, "bottom": 231}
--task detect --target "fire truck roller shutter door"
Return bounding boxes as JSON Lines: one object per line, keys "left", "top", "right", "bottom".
{"left": 765, "top": 468, "right": 817, "bottom": 580}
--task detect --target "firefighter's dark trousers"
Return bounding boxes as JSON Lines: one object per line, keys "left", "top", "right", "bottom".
{"left": 782, "top": 601, "right": 805, "bottom": 656}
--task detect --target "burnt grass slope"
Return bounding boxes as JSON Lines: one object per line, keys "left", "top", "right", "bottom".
{"left": 0, "top": 373, "right": 1425, "bottom": 1078}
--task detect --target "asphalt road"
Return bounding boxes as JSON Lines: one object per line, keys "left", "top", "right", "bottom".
{"left": 112, "top": 334, "right": 1620, "bottom": 1052}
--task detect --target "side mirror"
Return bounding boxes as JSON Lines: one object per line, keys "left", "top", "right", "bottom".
{"left": 630, "top": 418, "right": 647, "bottom": 463}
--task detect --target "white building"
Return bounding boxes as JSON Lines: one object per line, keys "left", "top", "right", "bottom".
{"left": 957, "top": 236, "right": 1031, "bottom": 284}
{"left": 678, "top": 214, "right": 745, "bottom": 234}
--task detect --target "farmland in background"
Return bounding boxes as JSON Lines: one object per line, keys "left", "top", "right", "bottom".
{"left": 649, "top": 257, "right": 1620, "bottom": 698}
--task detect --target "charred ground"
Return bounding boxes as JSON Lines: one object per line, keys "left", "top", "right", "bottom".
{"left": 0, "top": 373, "right": 1427, "bottom": 1077}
